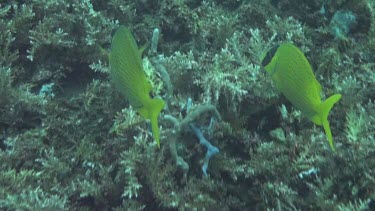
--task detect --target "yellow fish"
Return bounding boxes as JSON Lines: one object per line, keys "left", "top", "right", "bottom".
{"left": 261, "top": 43, "right": 341, "bottom": 151}
{"left": 109, "top": 26, "right": 165, "bottom": 147}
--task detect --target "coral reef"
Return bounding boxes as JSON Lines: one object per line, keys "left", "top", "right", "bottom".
{"left": 0, "top": 0, "right": 375, "bottom": 210}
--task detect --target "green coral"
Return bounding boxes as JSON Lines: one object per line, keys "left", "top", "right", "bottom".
{"left": 345, "top": 105, "right": 368, "bottom": 143}
{"left": 0, "top": 187, "right": 67, "bottom": 210}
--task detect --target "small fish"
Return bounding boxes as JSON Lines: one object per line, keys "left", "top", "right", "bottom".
{"left": 109, "top": 26, "right": 165, "bottom": 147}
{"left": 261, "top": 43, "right": 341, "bottom": 151}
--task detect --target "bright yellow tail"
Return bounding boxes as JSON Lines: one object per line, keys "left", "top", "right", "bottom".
{"left": 312, "top": 94, "right": 341, "bottom": 151}
{"left": 139, "top": 98, "right": 165, "bottom": 147}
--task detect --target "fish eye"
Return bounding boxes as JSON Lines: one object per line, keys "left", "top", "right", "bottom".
{"left": 261, "top": 44, "right": 279, "bottom": 67}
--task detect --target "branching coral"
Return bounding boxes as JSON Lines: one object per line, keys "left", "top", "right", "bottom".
{"left": 266, "top": 15, "right": 312, "bottom": 52}
{"left": 1, "top": 0, "right": 375, "bottom": 210}
{"left": 164, "top": 103, "right": 221, "bottom": 178}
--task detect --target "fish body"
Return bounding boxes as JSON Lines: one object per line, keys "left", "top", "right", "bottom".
{"left": 109, "top": 26, "right": 165, "bottom": 147}
{"left": 261, "top": 43, "right": 341, "bottom": 151}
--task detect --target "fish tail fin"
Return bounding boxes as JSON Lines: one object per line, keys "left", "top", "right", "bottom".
{"left": 312, "top": 94, "right": 342, "bottom": 151}
{"left": 141, "top": 98, "right": 165, "bottom": 148}
{"left": 322, "top": 120, "right": 335, "bottom": 151}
